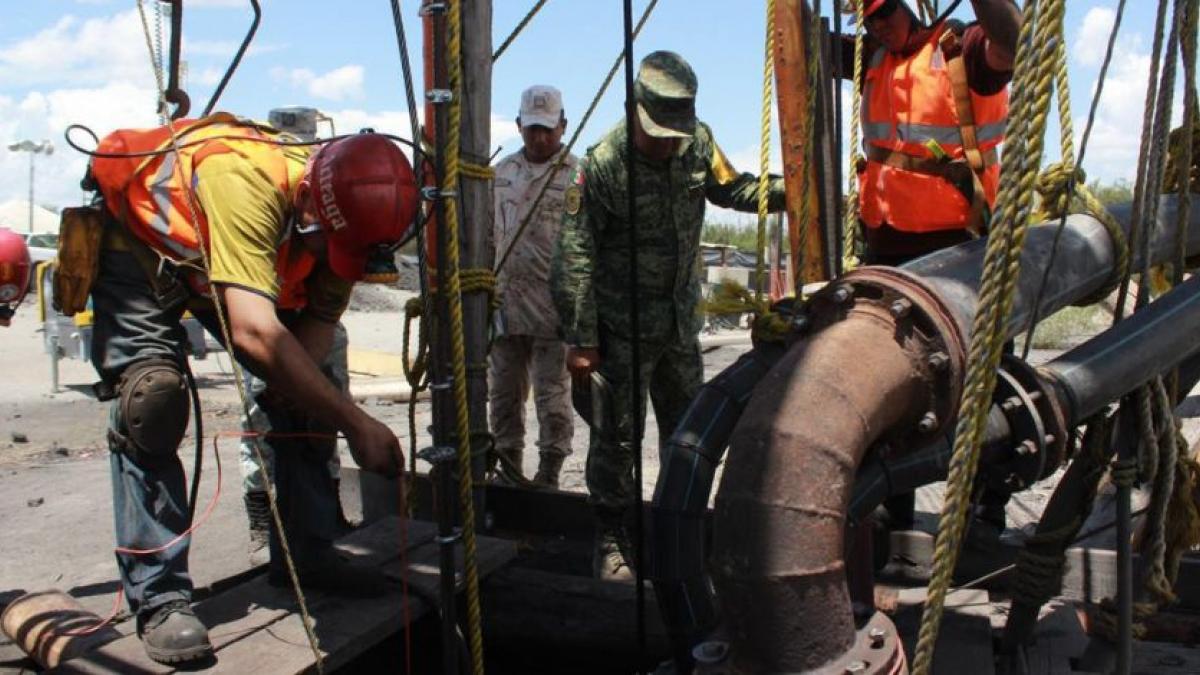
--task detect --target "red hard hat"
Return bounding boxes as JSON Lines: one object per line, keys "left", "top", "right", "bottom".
{"left": 304, "top": 134, "right": 418, "bottom": 281}
{"left": 0, "top": 227, "right": 31, "bottom": 326}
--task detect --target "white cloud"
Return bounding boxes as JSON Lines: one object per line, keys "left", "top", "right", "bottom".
{"left": 0, "top": 11, "right": 155, "bottom": 89}
{"left": 274, "top": 65, "right": 366, "bottom": 102}
{"left": 1072, "top": 8, "right": 1116, "bottom": 67}
{"left": 0, "top": 82, "right": 159, "bottom": 211}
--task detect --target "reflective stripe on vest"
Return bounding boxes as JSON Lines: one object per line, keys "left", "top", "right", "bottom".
{"left": 90, "top": 113, "right": 315, "bottom": 308}
{"left": 859, "top": 25, "right": 1008, "bottom": 233}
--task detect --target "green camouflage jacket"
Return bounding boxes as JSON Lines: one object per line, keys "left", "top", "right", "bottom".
{"left": 552, "top": 120, "right": 785, "bottom": 347}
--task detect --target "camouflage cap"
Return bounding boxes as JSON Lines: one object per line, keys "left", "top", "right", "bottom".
{"left": 634, "top": 51, "right": 697, "bottom": 139}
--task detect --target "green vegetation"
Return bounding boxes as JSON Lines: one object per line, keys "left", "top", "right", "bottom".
{"left": 1086, "top": 178, "right": 1134, "bottom": 207}
{"left": 1015, "top": 304, "right": 1111, "bottom": 351}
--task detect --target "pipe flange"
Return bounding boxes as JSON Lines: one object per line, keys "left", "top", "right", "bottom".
{"left": 800, "top": 267, "right": 967, "bottom": 448}
{"left": 693, "top": 612, "right": 905, "bottom": 675}
{"left": 990, "top": 356, "right": 1069, "bottom": 488}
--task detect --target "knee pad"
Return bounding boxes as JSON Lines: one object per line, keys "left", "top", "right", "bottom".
{"left": 113, "top": 358, "right": 190, "bottom": 462}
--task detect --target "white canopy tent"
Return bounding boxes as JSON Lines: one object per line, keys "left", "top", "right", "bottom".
{"left": 0, "top": 200, "right": 60, "bottom": 234}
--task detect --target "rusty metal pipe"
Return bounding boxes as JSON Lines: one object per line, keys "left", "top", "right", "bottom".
{"left": 711, "top": 302, "right": 932, "bottom": 672}
{"left": 688, "top": 195, "right": 1200, "bottom": 672}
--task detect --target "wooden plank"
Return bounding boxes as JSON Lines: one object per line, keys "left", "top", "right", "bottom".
{"left": 51, "top": 518, "right": 515, "bottom": 675}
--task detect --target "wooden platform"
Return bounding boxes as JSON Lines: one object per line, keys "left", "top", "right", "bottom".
{"left": 48, "top": 517, "right": 515, "bottom": 674}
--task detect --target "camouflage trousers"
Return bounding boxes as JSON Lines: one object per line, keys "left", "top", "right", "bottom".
{"left": 239, "top": 322, "right": 349, "bottom": 493}
{"left": 587, "top": 331, "right": 702, "bottom": 512}
{"left": 488, "top": 334, "right": 574, "bottom": 460}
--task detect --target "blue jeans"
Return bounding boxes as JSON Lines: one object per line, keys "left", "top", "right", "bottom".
{"left": 91, "top": 243, "right": 340, "bottom": 617}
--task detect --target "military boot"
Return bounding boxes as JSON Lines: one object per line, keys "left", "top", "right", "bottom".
{"left": 140, "top": 600, "right": 213, "bottom": 664}
{"left": 244, "top": 491, "right": 271, "bottom": 567}
{"left": 532, "top": 453, "right": 564, "bottom": 489}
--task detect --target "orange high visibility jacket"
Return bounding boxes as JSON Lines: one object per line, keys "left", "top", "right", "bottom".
{"left": 858, "top": 24, "right": 1008, "bottom": 233}
{"left": 90, "top": 113, "right": 314, "bottom": 308}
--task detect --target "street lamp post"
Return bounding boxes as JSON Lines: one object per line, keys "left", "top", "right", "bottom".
{"left": 7, "top": 140, "right": 54, "bottom": 233}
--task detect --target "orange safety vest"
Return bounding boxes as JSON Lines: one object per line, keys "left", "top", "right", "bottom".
{"left": 858, "top": 24, "right": 1008, "bottom": 234}
{"left": 90, "top": 113, "right": 314, "bottom": 308}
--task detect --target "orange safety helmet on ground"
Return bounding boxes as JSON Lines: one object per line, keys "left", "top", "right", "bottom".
{"left": 302, "top": 133, "right": 418, "bottom": 281}
{"left": 0, "top": 227, "right": 31, "bottom": 326}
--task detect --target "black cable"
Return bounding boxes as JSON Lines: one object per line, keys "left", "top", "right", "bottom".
{"left": 388, "top": 1, "right": 432, "bottom": 279}
{"left": 64, "top": 123, "right": 415, "bottom": 160}
{"left": 620, "top": 0, "right": 647, "bottom": 665}
{"left": 202, "top": 0, "right": 261, "bottom": 116}
{"left": 831, "top": 0, "right": 848, "bottom": 276}
{"left": 1019, "top": 0, "right": 1129, "bottom": 361}
{"left": 930, "top": 0, "right": 965, "bottom": 27}
{"left": 183, "top": 361, "right": 204, "bottom": 521}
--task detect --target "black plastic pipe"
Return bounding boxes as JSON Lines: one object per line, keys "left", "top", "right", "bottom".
{"left": 651, "top": 342, "right": 787, "bottom": 670}
{"left": 904, "top": 198, "right": 1199, "bottom": 340}
{"left": 1043, "top": 273, "right": 1200, "bottom": 425}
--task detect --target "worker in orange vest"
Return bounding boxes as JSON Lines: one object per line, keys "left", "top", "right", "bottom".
{"left": 846, "top": 0, "right": 1020, "bottom": 265}
{"left": 79, "top": 114, "right": 416, "bottom": 664}
{"left": 839, "top": 0, "right": 1021, "bottom": 545}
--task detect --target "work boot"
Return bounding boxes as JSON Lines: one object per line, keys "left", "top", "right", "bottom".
{"left": 139, "top": 600, "right": 213, "bottom": 665}
{"left": 268, "top": 549, "right": 394, "bottom": 598}
{"left": 244, "top": 491, "right": 271, "bottom": 567}
{"left": 593, "top": 528, "right": 634, "bottom": 581}
{"left": 532, "top": 453, "right": 564, "bottom": 489}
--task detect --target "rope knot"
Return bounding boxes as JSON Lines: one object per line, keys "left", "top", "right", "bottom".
{"left": 1034, "top": 162, "right": 1087, "bottom": 220}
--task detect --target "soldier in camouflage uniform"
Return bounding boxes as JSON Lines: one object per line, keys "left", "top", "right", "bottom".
{"left": 489, "top": 85, "right": 577, "bottom": 488}
{"left": 552, "top": 51, "right": 786, "bottom": 579}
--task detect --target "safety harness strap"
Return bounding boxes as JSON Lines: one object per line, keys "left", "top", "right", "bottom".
{"left": 939, "top": 29, "right": 986, "bottom": 172}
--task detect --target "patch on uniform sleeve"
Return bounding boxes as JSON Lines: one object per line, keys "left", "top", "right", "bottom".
{"left": 564, "top": 185, "right": 582, "bottom": 215}
{"left": 570, "top": 163, "right": 586, "bottom": 186}
{"left": 710, "top": 143, "right": 738, "bottom": 186}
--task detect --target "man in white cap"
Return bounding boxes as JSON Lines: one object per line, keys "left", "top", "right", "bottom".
{"left": 488, "top": 85, "right": 577, "bottom": 488}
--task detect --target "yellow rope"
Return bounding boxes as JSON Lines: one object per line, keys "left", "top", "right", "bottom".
{"left": 442, "top": 1, "right": 486, "bottom": 671}
{"left": 913, "top": 0, "right": 1065, "bottom": 670}
{"left": 459, "top": 267, "right": 499, "bottom": 310}
{"left": 842, "top": 1, "right": 866, "bottom": 271}
{"left": 458, "top": 161, "right": 496, "bottom": 180}
{"left": 754, "top": 0, "right": 776, "bottom": 305}
{"left": 134, "top": 1, "right": 325, "bottom": 668}
{"left": 402, "top": 297, "right": 429, "bottom": 514}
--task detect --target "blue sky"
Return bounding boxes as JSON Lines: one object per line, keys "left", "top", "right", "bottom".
{"left": 0, "top": 0, "right": 1186, "bottom": 226}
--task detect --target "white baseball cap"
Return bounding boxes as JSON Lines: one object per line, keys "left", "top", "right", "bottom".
{"left": 519, "top": 85, "right": 564, "bottom": 128}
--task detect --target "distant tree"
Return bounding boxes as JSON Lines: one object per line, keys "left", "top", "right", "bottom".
{"left": 1087, "top": 179, "right": 1134, "bottom": 207}
{"left": 701, "top": 221, "right": 759, "bottom": 252}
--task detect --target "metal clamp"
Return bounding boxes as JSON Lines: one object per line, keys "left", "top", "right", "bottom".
{"left": 436, "top": 529, "right": 463, "bottom": 545}
{"left": 421, "top": 186, "right": 457, "bottom": 201}
{"left": 425, "top": 89, "right": 454, "bottom": 104}
{"left": 417, "top": 444, "right": 458, "bottom": 465}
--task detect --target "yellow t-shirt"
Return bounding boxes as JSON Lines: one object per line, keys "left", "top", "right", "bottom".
{"left": 190, "top": 143, "right": 352, "bottom": 321}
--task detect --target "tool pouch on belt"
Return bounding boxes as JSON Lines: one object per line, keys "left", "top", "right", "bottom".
{"left": 53, "top": 206, "right": 105, "bottom": 316}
